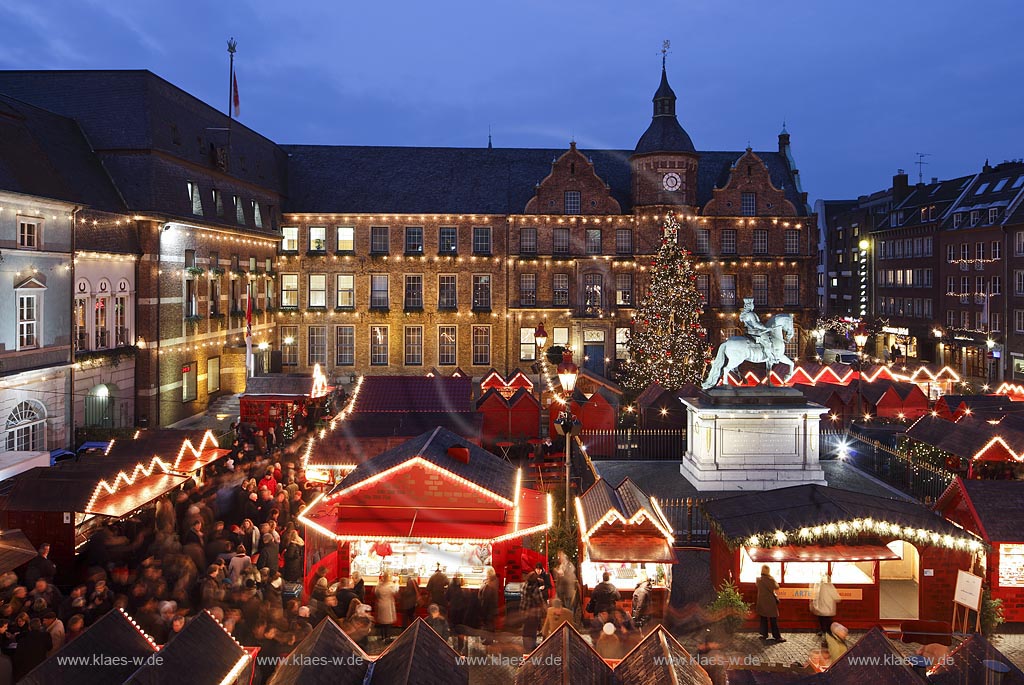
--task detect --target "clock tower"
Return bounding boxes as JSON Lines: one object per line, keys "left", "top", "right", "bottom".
{"left": 630, "top": 62, "right": 699, "bottom": 211}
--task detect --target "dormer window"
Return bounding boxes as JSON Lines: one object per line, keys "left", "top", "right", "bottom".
{"left": 564, "top": 191, "right": 581, "bottom": 215}
{"left": 990, "top": 208, "right": 1001, "bottom": 224}
{"left": 953, "top": 213, "right": 963, "bottom": 228}
{"left": 970, "top": 210, "right": 981, "bottom": 226}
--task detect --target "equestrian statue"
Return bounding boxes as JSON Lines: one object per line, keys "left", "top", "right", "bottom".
{"left": 702, "top": 298, "right": 795, "bottom": 389}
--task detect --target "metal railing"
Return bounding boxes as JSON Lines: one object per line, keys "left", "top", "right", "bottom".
{"left": 580, "top": 428, "right": 686, "bottom": 460}
{"left": 658, "top": 497, "right": 711, "bottom": 547}
{"left": 94, "top": 329, "right": 109, "bottom": 350}
{"left": 844, "top": 431, "right": 954, "bottom": 503}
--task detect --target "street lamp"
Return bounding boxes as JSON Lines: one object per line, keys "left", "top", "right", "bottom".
{"left": 853, "top": 325, "right": 869, "bottom": 426}
{"left": 555, "top": 350, "right": 579, "bottom": 518}
{"left": 534, "top": 322, "right": 548, "bottom": 353}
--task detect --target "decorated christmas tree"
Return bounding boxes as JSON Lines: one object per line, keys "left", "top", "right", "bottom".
{"left": 623, "top": 212, "right": 710, "bottom": 391}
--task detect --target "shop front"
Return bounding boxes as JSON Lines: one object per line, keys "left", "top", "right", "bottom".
{"left": 703, "top": 484, "right": 983, "bottom": 630}
{"left": 299, "top": 427, "right": 551, "bottom": 609}
{"left": 575, "top": 478, "right": 674, "bottom": 622}
{"left": 878, "top": 325, "right": 921, "bottom": 364}
{"left": 239, "top": 363, "right": 335, "bottom": 433}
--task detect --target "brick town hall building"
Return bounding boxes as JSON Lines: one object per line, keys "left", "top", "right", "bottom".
{"left": 278, "top": 64, "right": 816, "bottom": 382}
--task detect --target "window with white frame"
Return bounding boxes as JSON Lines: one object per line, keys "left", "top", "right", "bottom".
{"left": 1016, "top": 311, "right": 1024, "bottom": 334}
{"left": 584, "top": 273, "right": 603, "bottom": 308}
{"left": 74, "top": 297, "right": 87, "bottom": 351}
{"left": 370, "top": 274, "right": 389, "bottom": 308}
{"left": 187, "top": 181, "right": 203, "bottom": 215}
{"left": 564, "top": 191, "right": 581, "bottom": 215}
{"left": 752, "top": 274, "right": 768, "bottom": 306}
{"left": 695, "top": 229, "right": 710, "bottom": 254}
{"left": 17, "top": 293, "right": 38, "bottom": 349}
{"left": 370, "top": 326, "right": 389, "bottom": 365}
{"left": 552, "top": 327, "right": 569, "bottom": 347}
{"left": 280, "top": 326, "right": 298, "bottom": 366}
{"left": 961, "top": 277, "right": 970, "bottom": 303}
{"left": 472, "top": 274, "right": 491, "bottom": 309}
{"left": 520, "top": 273, "right": 537, "bottom": 306}
{"left": 553, "top": 273, "right": 569, "bottom": 306}
{"left": 924, "top": 237, "right": 933, "bottom": 256}
{"left": 336, "top": 326, "right": 354, "bottom": 366}
{"left": 5, "top": 401, "right": 45, "bottom": 452}
{"left": 992, "top": 312, "right": 1001, "bottom": 332}
{"left": 309, "top": 226, "right": 326, "bottom": 252}
{"left": 971, "top": 210, "right": 980, "bottom": 226}
{"left": 439, "top": 226, "right": 458, "bottom": 254}
{"left": 282, "top": 226, "right": 298, "bottom": 252}
{"left": 281, "top": 274, "right": 299, "bottom": 308}
{"left": 18, "top": 219, "right": 39, "bottom": 249}
{"left": 472, "top": 325, "right": 490, "bottom": 365}
{"left": 615, "top": 273, "right": 633, "bottom": 306}
{"left": 961, "top": 311, "right": 969, "bottom": 328}
{"left": 404, "top": 275, "right": 423, "bottom": 309}
{"left": 924, "top": 299, "right": 932, "bottom": 319}
{"left": 616, "top": 229, "right": 633, "bottom": 255}
{"left": 95, "top": 297, "right": 109, "bottom": 348}
{"left": 784, "top": 275, "right": 800, "bottom": 306}
{"left": 308, "top": 326, "right": 327, "bottom": 366}
{"left": 337, "top": 226, "right": 355, "bottom": 252}
{"left": 752, "top": 229, "right": 768, "bottom": 255}
{"left": 520, "top": 228, "right": 537, "bottom": 254}
{"left": 405, "top": 326, "right": 423, "bottom": 365}
{"left": 473, "top": 227, "right": 491, "bottom": 255}
{"left": 438, "top": 326, "right": 457, "bottom": 365}
{"left": 1016, "top": 271, "right": 1024, "bottom": 296}
{"left": 946, "top": 244, "right": 955, "bottom": 262}
{"left": 405, "top": 226, "right": 424, "bottom": 254}
{"left": 438, "top": 275, "right": 457, "bottom": 309}
{"left": 741, "top": 192, "right": 756, "bottom": 216}
{"left": 990, "top": 208, "right": 1000, "bottom": 224}
{"left": 784, "top": 230, "right": 800, "bottom": 255}
{"left": 371, "top": 226, "right": 390, "bottom": 254}
{"left": 992, "top": 276, "right": 1002, "bottom": 295}
{"left": 519, "top": 327, "right": 536, "bottom": 361}
{"left": 336, "top": 274, "right": 355, "bottom": 308}
{"left": 696, "top": 274, "right": 709, "bottom": 302}
{"left": 207, "top": 356, "right": 221, "bottom": 393}
{"left": 993, "top": 241, "right": 1002, "bottom": 260}
{"left": 721, "top": 229, "right": 737, "bottom": 254}
{"left": 252, "top": 201, "right": 263, "bottom": 228}
{"left": 553, "top": 228, "right": 570, "bottom": 254}
{"left": 947, "top": 310, "right": 955, "bottom": 327}
{"left": 115, "top": 294, "right": 129, "bottom": 347}
{"left": 182, "top": 361, "right": 197, "bottom": 402}
{"left": 585, "top": 229, "right": 602, "bottom": 255}
{"left": 719, "top": 274, "right": 736, "bottom": 306}
{"left": 615, "top": 327, "right": 630, "bottom": 361}
{"left": 308, "top": 274, "right": 327, "bottom": 308}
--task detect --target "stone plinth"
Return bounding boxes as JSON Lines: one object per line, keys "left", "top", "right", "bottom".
{"left": 679, "top": 387, "right": 827, "bottom": 491}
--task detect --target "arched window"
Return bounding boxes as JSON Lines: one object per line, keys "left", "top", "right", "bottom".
{"left": 5, "top": 401, "right": 46, "bottom": 452}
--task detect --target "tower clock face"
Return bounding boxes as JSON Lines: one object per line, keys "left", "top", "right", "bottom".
{"left": 662, "top": 172, "right": 681, "bottom": 192}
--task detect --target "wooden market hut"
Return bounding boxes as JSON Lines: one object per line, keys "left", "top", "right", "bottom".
{"left": 514, "top": 622, "right": 614, "bottom": 685}
{"left": 702, "top": 485, "right": 984, "bottom": 631}
{"left": 240, "top": 370, "right": 334, "bottom": 433}
{"left": 476, "top": 387, "right": 540, "bottom": 447}
{"left": 299, "top": 427, "right": 551, "bottom": 605}
{"left": 937, "top": 478, "right": 1024, "bottom": 622}
{"left": 575, "top": 478, "right": 674, "bottom": 621}
{"left": 266, "top": 618, "right": 369, "bottom": 685}
{"left": 368, "top": 618, "right": 467, "bottom": 685}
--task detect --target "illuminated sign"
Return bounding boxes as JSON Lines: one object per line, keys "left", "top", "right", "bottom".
{"left": 776, "top": 587, "right": 863, "bottom": 601}
{"left": 881, "top": 326, "right": 910, "bottom": 336}
{"left": 999, "top": 544, "right": 1024, "bottom": 588}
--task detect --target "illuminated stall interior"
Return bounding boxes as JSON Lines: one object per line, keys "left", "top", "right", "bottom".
{"left": 300, "top": 427, "right": 551, "bottom": 598}
{"left": 575, "top": 477, "right": 674, "bottom": 617}
{"left": 239, "top": 362, "right": 333, "bottom": 433}
{"left": 703, "top": 484, "right": 984, "bottom": 630}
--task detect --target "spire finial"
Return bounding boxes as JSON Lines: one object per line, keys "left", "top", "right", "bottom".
{"left": 488, "top": 125, "right": 492, "bottom": 150}
{"left": 781, "top": 119, "right": 788, "bottom": 134}
{"left": 661, "top": 39, "right": 671, "bottom": 70}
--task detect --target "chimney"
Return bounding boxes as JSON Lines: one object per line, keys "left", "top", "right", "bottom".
{"left": 778, "top": 130, "right": 791, "bottom": 154}
{"left": 931, "top": 177, "right": 938, "bottom": 184}
{"left": 447, "top": 446, "right": 470, "bottom": 464}
{"left": 893, "top": 169, "right": 910, "bottom": 205}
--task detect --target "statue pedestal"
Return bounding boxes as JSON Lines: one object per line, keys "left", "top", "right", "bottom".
{"left": 679, "top": 387, "right": 828, "bottom": 491}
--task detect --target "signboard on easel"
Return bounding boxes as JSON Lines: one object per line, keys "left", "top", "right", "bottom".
{"left": 952, "top": 569, "right": 983, "bottom": 633}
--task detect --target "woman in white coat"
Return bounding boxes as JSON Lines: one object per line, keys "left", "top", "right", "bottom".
{"left": 375, "top": 572, "right": 398, "bottom": 643}
{"left": 810, "top": 574, "right": 841, "bottom": 634}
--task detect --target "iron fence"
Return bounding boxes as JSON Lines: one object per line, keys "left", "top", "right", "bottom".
{"left": 658, "top": 497, "right": 711, "bottom": 547}
{"left": 580, "top": 428, "right": 686, "bottom": 460}
{"left": 845, "top": 433, "right": 954, "bottom": 503}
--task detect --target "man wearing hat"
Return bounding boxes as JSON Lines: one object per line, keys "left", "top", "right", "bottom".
{"left": 739, "top": 298, "right": 775, "bottom": 366}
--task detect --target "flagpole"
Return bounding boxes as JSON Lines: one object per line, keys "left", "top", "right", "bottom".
{"left": 245, "top": 281, "right": 254, "bottom": 378}
{"left": 227, "top": 38, "right": 236, "bottom": 156}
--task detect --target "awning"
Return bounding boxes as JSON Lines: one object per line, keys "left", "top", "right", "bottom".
{"left": 586, "top": 535, "right": 675, "bottom": 563}
{"left": 174, "top": 448, "right": 231, "bottom": 474}
{"left": 86, "top": 473, "right": 189, "bottom": 518}
{"left": 0, "top": 529, "right": 38, "bottom": 574}
{"left": 747, "top": 544, "right": 900, "bottom": 563}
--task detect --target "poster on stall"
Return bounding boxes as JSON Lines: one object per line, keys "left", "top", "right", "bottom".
{"left": 953, "top": 569, "right": 983, "bottom": 610}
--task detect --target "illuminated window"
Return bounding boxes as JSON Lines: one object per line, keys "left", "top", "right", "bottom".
{"left": 336, "top": 274, "right": 355, "bottom": 308}
{"left": 739, "top": 548, "right": 780, "bottom": 583}
{"left": 831, "top": 560, "right": 875, "bottom": 584}
{"left": 252, "top": 201, "right": 262, "bottom": 228}
{"left": 438, "top": 326, "right": 457, "bottom": 365}
{"left": 584, "top": 273, "right": 603, "bottom": 308}
{"left": 234, "top": 195, "right": 245, "bottom": 225}
{"left": 308, "top": 274, "right": 327, "bottom": 308}
{"left": 553, "top": 327, "right": 569, "bottom": 346}
{"left": 370, "top": 274, "right": 389, "bottom": 309}
{"left": 282, "top": 226, "right": 298, "bottom": 252}
{"left": 696, "top": 274, "right": 709, "bottom": 303}
{"left": 370, "top": 326, "right": 389, "bottom": 365}
{"left": 615, "top": 273, "right": 633, "bottom": 306}
{"left": 182, "top": 362, "right": 197, "bottom": 402}
{"left": 187, "top": 181, "right": 203, "bottom": 215}
{"left": 438, "top": 275, "right": 457, "bottom": 309}
{"left": 280, "top": 326, "right": 298, "bottom": 366}
{"left": 337, "top": 226, "right": 355, "bottom": 252}
{"left": 519, "top": 327, "right": 536, "bottom": 361}
{"left": 309, "top": 226, "right": 327, "bottom": 252}
{"left": 615, "top": 327, "right": 630, "bottom": 360}
{"left": 207, "top": 356, "right": 220, "bottom": 393}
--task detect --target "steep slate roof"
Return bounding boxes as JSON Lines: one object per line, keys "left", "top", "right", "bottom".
{"left": 0, "top": 93, "right": 125, "bottom": 211}
{"left": 329, "top": 427, "right": 516, "bottom": 502}
{"left": 20, "top": 609, "right": 157, "bottom": 685}
{"left": 701, "top": 484, "right": 970, "bottom": 545}
{"left": 614, "top": 625, "right": 712, "bottom": 685}
{"left": 266, "top": 618, "right": 369, "bottom": 685}
{"left": 959, "top": 480, "right": 1024, "bottom": 542}
{"left": 351, "top": 375, "right": 474, "bottom": 413}
{"left": 928, "top": 632, "right": 1024, "bottom": 685}
{"left": 125, "top": 610, "right": 249, "bottom": 685}
{"left": 795, "top": 627, "right": 924, "bottom": 685}
{"left": 367, "top": 618, "right": 466, "bottom": 685}
{"left": 579, "top": 477, "right": 670, "bottom": 536}
{"left": 281, "top": 145, "right": 807, "bottom": 215}
{"left": 513, "top": 622, "right": 614, "bottom": 685}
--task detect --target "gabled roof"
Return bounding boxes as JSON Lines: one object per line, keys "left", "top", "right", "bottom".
{"left": 328, "top": 427, "right": 516, "bottom": 502}
{"left": 796, "top": 627, "right": 924, "bottom": 685}
{"left": 368, "top": 618, "right": 466, "bottom": 685}
{"left": 0, "top": 529, "right": 38, "bottom": 574}
{"left": 953, "top": 480, "right": 1024, "bottom": 542}
{"left": 20, "top": 609, "right": 157, "bottom": 685}
{"left": 351, "top": 375, "right": 474, "bottom": 414}
{"left": 244, "top": 374, "right": 322, "bottom": 396}
{"left": 614, "top": 625, "right": 712, "bottom": 685}
{"left": 514, "top": 622, "right": 614, "bottom": 685}
{"left": 266, "top": 618, "right": 369, "bottom": 685}
{"left": 702, "top": 484, "right": 975, "bottom": 548}
{"left": 578, "top": 477, "right": 672, "bottom": 542}
{"left": 125, "top": 611, "right": 249, "bottom": 685}
{"left": 928, "top": 632, "right": 1024, "bottom": 685}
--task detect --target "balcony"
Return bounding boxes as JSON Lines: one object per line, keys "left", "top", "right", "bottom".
{"left": 75, "top": 331, "right": 89, "bottom": 352}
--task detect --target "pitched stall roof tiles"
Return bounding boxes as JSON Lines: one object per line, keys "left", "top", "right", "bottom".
{"left": 367, "top": 618, "right": 466, "bottom": 685}
{"left": 351, "top": 376, "right": 474, "bottom": 414}
{"left": 928, "top": 632, "right": 1024, "bottom": 685}
{"left": 614, "top": 625, "right": 712, "bottom": 685}
{"left": 958, "top": 480, "right": 1024, "bottom": 542}
{"left": 20, "top": 609, "right": 157, "bottom": 685}
{"left": 124, "top": 610, "right": 249, "bottom": 685}
{"left": 265, "top": 618, "right": 369, "bottom": 685}
{"left": 794, "top": 627, "right": 924, "bottom": 685}
{"left": 513, "top": 622, "right": 614, "bottom": 685}
{"left": 0, "top": 529, "right": 40, "bottom": 574}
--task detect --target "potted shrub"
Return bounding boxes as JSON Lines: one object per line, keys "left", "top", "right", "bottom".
{"left": 706, "top": 579, "right": 750, "bottom": 637}
{"left": 980, "top": 587, "right": 1005, "bottom": 637}
{"left": 210, "top": 266, "right": 225, "bottom": 277}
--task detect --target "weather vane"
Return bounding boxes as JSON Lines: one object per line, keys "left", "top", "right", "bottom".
{"left": 661, "top": 39, "right": 671, "bottom": 67}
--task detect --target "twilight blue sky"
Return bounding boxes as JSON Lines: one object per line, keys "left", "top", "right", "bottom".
{"left": 1, "top": 0, "right": 1022, "bottom": 201}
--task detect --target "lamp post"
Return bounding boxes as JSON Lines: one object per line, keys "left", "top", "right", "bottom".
{"left": 986, "top": 338, "right": 995, "bottom": 387}
{"left": 556, "top": 351, "right": 579, "bottom": 518}
{"left": 853, "top": 325, "right": 869, "bottom": 425}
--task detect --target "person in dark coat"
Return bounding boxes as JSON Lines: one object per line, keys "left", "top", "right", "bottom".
{"left": 399, "top": 577, "right": 420, "bottom": 627}
{"left": 519, "top": 572, "right": 547, "bottom": 653}
{"left": 12, "top": 618, "right": 51, "bottom": 681}
{"left": 23, "top": 545, "right": 56, "bottom": 586}
{"left": 478, "top": 568, "right": 499, "bottom": 640}
{"left": 534, "top": 562, "right": 552, "bottom": 598}
{"left": 257, "top": 533, "right": 280, "bottom": 573}
{"left": 446, "top": 577, "right": 471, "bottom": 654}
{"left": 589, "top": 571, "right": 620, "bottom": 615}
{"left": 755, "top": 565, "right": 785, "bottom": 642}
{"left": 425, "top": 565, "right": 449, "bottom": 610}
{"left": 281, "top": 532, "right": 304, "bottom": 582}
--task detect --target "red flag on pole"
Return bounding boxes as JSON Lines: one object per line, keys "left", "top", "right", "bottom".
{"left": 232, "top": 71, "right": 240, "bottom": 117}
{"left": 245, "top": 282, "right": 252, "bottom": 339}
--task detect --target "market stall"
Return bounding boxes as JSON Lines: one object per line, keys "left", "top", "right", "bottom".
{"left": 575, "top": 477, "right": 674, "bottom": 621}
{"left": 702, "top": 484, "right": 984, "bottom": 630}
{"left": 299, "top": 426, "right": 551, "bottom": 607}
{"left": 239, "top": 363, "right": 334, "bottom": 433}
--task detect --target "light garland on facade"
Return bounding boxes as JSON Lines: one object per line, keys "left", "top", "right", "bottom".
{"left": 734, "top": 517, "right": 984, "bottom": 553}
{"left": 576, "top": 494, "right": 675, "bottom": 545}
{"left": 85, "top": 456, "right": 176, "bottom": 513}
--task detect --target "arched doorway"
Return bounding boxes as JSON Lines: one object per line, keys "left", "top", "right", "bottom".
{"left": 4, "top": 401, "right": 46, "bottom": 452}
{"left": 879, "top": 539, "right": 920, "bottom": 620}
{"left": 85, "top": 384, "right": 116, "bottom": 428}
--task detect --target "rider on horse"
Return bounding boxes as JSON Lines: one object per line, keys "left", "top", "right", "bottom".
{"left": 739, "top": 298, "right": 775, "bottom": 366}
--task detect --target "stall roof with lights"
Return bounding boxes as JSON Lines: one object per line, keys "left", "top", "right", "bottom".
{"left": 124, "top": 610, "right": 251, "bottom": 685}
{"left": 796, "top": 627, "right": 923, "bottom": 685}
{"left": 577, "top": 477, "right": 675, "bottom": 563}
{"left": 928, "top": 632, "right": 1024, "bottom": 685}
{"left": 366, "top": 618, "right": 467, "bottom": 685}
{"left": 701, "top": 484, "right": 978, "bottom": 550}
{"left": 265, "top": 618, "right": 369, "bottom": 685}
{"left": 514, "top": 622, "right": 614, "bottom": 685}
{"left": 937, "top": 478, "right": 1024, "bottom": 543}
{"left": 614, "top": 625, "right": 713, "bottom": 685}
